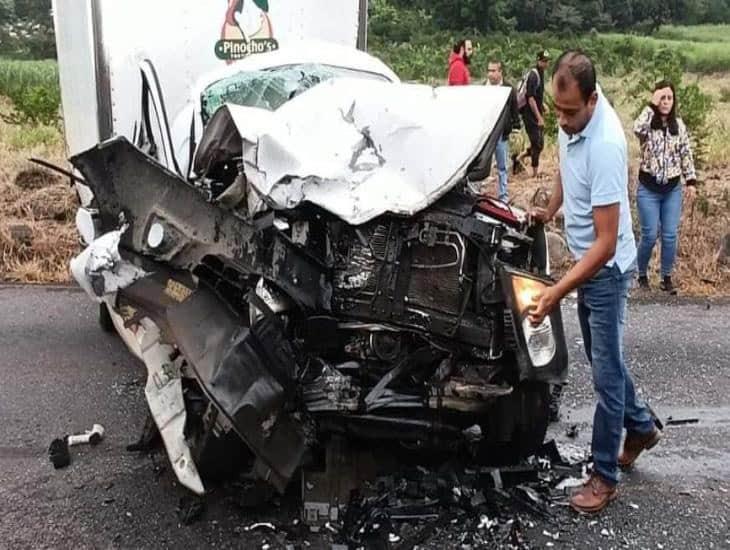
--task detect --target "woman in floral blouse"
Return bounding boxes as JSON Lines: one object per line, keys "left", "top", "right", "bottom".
{"left": 633, "top": 80, "right": 697, "bottom": 294}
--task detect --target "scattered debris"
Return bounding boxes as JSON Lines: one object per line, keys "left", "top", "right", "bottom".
{"left": 69, "top": 424, "right": 105, "bottom": 446}
{"left": 48, "top": 424, "right": 105, "bottom": 469}
{"left": 629, "top": 502, "right": 639, "bottom": 510}
{"left": 566, "top": 424, "right": 579, "bottom": 439}
{"left": 285, "top": 438, "right": 590, "bottom": 548}
{"left": 666, "top": 417, "right": 699, "bottom": 426}
{"left": 48, "top": 438, "right": 70, "bottom": 469}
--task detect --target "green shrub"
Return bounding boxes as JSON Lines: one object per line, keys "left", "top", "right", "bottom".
{"left": 0, "top": 58, "right": 60, "bottom": 127}
{"left": 3, "top": 84, "right": 60, "bottom": 125}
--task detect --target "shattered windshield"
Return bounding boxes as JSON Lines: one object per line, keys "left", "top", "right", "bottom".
{"left": 200, "top": 63, "right": 390, "bottom": 125}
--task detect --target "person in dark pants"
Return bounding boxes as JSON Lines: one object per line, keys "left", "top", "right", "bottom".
{"left": 530, "top": 51, "right": 661, "bottom": 514}
{"left": 517, "top": 50, "right": 551, "bottom": 178}
{"left": 486, "top": 59, "right": 521, "bottom": 202}
{"left": 633, "top": 80, "right": 697, "bottom": 294}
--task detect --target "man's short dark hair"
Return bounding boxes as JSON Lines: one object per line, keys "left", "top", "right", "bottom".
{"left": 552, "top": 50, "right": 597, "bottom": 103}
{"left": 453, "top": 39, "right": 467, "bottom": 54}
{"left": 488, "top": 59, "right": 502, "bottom": 69}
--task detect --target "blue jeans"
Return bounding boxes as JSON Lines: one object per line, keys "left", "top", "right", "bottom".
{"left": 577, "top": 263, "right": 655, "bottom": 485}
{"left": 637, "top": 183, "right": 683, "bottom": 278}
{"left": 495, "top": 138, "right": 509, "bottom": 202}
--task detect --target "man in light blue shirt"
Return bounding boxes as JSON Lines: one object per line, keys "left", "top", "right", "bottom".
{"left": 529, "top": 51, "right": 660, "bottom": 514}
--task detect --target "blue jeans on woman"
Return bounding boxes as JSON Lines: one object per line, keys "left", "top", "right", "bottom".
{"left": 577, "top": 263, "right": 655, "bottom": 485}
{"left": 636, "top": 183, "right": 683, "bottom": 278}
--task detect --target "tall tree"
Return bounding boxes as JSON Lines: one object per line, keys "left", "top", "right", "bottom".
{"left": 13, "top": 0, "right": 51, "bottom": 23}
{"left": 705, "top": 0, "right": 729, "bottom": 23}
{"left": 0, "top": 0, "right": 15, "bottom": 24}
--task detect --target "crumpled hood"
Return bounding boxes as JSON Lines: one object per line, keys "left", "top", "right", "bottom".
{"left": 194, "top": 78, "right": 510, "bottom": 225}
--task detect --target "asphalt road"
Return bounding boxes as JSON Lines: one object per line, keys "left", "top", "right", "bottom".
{"left": 1, "top": 285, "right": 728, "bottom": 549}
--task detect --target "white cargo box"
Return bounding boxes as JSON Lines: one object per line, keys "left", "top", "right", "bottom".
{"left": 52, "top": 0, "right": 368, "bottom": 159}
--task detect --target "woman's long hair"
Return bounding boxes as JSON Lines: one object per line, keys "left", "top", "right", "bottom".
{"left": 651, "top": 79, "right": 679, "bottom": 135}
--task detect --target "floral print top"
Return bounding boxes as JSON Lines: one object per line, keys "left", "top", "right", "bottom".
{"left": 633, "top": 105, "right": 696, "bottom": 188}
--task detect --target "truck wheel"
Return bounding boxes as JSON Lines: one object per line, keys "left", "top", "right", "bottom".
{"left": 479, "top": 381, "right": 551, "bottom": 465}
{"left": 98, "top": 302, "right": 116, "bottom": 333}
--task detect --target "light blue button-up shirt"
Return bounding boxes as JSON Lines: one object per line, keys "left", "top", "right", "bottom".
{"left": 558, "top": 89, "right": 637, "bottom": 273}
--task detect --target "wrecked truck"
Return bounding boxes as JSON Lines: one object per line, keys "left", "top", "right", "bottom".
{"left": 64, "top": 45, "right": 568, "bottom": 498}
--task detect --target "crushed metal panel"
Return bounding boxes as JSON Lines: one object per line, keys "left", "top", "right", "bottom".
{"left": 70, "top": 138, "right": 254, "bottom": 263}
{"left": 194, "top": 79, "right": 511, "bottom": 225}
{"left": 166, "top": 287, "right": 307, "bottom": 493}
{"left": 70, "top": 137, "right": 329, "bottom": 311}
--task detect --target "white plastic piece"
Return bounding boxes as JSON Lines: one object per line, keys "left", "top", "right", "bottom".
{"left": 74, "top": 181, "right": 95, "bottom": 208}
{"left": 67, "top": 424, "right": 105, "bottom": 446}
{"left": 147, "top": 222, "right": 165, "bottom": 249}
{"left": 70, "top": 227, "right": 148, "bottom": 300}
{"left": 75, "top": 207, "right": 97, "bottom": 245}
{"left": 135, "top": 318, "right": 205, "bottom": 495}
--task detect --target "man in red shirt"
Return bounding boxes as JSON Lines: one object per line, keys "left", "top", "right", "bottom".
{"left": 448, "top": 39, "right": 472, "bottom": 86}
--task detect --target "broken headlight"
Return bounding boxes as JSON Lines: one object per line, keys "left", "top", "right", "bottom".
{"left": 499, "top": 265, "right": 568, "bottom": 383}
{"left": 511, "top": 276, "right": 556, "bottom": 368}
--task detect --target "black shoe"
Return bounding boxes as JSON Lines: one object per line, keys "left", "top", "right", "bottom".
{"left": 660, "top": 276, "right": 678, "bottom": 295}
{"left": 638, "top": 275, "right": 650, "bottom": 290}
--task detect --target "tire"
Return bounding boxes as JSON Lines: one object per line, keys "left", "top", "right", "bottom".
{"left": 98, "top": 302, "right": 116, "bottom": 333}
{"left": 479, "top": 381, "right": 551, "bottom": 465}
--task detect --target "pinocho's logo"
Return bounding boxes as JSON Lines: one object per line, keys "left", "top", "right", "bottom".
{"left": 216, "top": 0, "right": 279, "bottom": 62}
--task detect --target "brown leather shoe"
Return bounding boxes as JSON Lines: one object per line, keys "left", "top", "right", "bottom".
{"left": 618, "top": 428, "right": 662, "bottom": 469}
{"left": 570, "top": 474, "right": 617, "bottom": 514}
